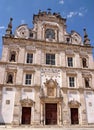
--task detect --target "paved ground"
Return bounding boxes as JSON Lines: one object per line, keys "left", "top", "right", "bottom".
{"left": 0, "top": 128, "right": 94, "bottom": 130}
{"left": 0, "top": 126, "right": 94, "bottom": 130}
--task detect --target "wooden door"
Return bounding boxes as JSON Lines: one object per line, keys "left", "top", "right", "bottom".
{"left": 45, "top": 103, "right": 57, "bottom": 125}
{"left": 22, "top": 107, "right": 31, "bottom": 124}
{"left": 71, "top": 108, "right": 79, "bottom": 124}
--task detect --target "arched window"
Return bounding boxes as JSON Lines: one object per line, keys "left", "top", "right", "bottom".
{"left": 9, "top": 51, "right": 16, "bottom": 62}
{"left": 7, "top": 73, "right": 13, "bottom": 84}
{"left": 45, "top": 29, "right": 55, "bottom": 39}
{"left": 82, "top": 58, "right": 87, "bottom": 68}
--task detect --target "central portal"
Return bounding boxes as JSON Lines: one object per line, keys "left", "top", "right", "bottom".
{"left": 45, "top": 103, "right": 57, "bottom": 125}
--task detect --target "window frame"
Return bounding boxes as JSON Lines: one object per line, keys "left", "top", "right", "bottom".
{"left": 45, "top": 29, "right": 55, "bottom": 40}
{"left": 25, "top": 73, "right": 32, "bottom": 85}
{"left": 69, "top": 77, "right": 75, "bottom": 87}
{"left": 26, "top": 53, "right": 33, "bottom": 64}
{"left": 67, "top": 57, "right": 73, "bottom": 67}
{"left": 46, "top": 53, "right": 55, "bottom": 65}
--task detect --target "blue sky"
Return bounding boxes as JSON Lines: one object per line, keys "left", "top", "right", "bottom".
{"left": 0, "top": 0, "right": 94, "bottom": 57}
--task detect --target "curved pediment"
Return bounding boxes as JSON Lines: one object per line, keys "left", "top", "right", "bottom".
{"left": 20, "top": 97, "right": 34, "bottom": 107}
{"left": 71, "top": 31, "right": 82, "bottom": 45}
{"left": 68, "top": 99, "right": 81, "bottom": 108}
{"left": 14, "top": 24, "right": 29, "bottom": 39}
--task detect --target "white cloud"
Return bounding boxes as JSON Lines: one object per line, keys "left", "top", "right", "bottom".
{"left": 79, "top": 7, "right": 88, "bottom": 13}
{"left": 67, "top": 7, "right": 87, "bottom": 19}
{"left": 67, "top": 11, "right": 77, "bottom": 18}
{"left": 59, "top": 0, "right": 64, "bottom": 4}
{"left": 78, "top": 12, "right": 83, "bottom": 16}
{"left": 0, "top": 26, "right": 5, "bottom": 29}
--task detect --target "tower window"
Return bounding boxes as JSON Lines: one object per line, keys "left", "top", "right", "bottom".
{"left": 66, "top": 38, "right": 70, "bottom": 43}
{"left": 9, "top": 51, "right": 16, "bottom": 62}
{"left": 30, "top": 32, "right": 33, "bottom": 38}
{"left": 45, "top": 29, "right": 55, "bottom": 39}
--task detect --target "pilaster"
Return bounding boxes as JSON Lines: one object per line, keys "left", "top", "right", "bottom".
{"left": 79, "top": 89, "right": 87, "bottom": 125}
{"left": 12, "top": 87, "right": 21, "bottom": 126}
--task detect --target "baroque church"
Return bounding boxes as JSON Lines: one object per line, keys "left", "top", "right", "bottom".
{"left": 0, "top": 10, "right": 94, "bottom": 126}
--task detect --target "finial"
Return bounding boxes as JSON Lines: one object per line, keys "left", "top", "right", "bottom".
{"left": 39, "top": 9, "right": 41, "bottom": 13}
{"left": 83, "top": 28, "right": 90, "bottom": 45}
{"left": 5, "top": 17, "right": 13, "bottom": 37}
{"left": 8, "top": 17, "right": 13, "bottom": 29}
{"left": 83, "top": 28, "right": 88, "bottom": 37}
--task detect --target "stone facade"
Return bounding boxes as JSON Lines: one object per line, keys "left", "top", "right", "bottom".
{"left": 0, "top": 10, "right": 94, "bottom": 126}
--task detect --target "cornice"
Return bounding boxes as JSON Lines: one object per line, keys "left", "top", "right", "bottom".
{"left": 0, "top": 61, "right": 94, "bottom": 72}
{"left": 2, "top": 36, "right": 93, "bottom": 50}
{"left": 61, "top": 86, "right": 94, "bottom": 93}
{"left": 0, "top": 84, "right": 40, "bottom": 89}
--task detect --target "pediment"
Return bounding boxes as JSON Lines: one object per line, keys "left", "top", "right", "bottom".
{"left": 20, "top": 97, "right": 34, "bottom": 107}
{"left": 71, "top": 31, "right": 82, "bottom": 45}
{"left": 68, "top": 99, "right": 81, "bottom": 108}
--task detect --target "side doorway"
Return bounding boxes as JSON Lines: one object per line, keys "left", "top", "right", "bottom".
{"left": 21, "top": 107, "right": 31, "bottom": 124}
{"left": 70, "top": 108, "right": 79, "bottom": 125}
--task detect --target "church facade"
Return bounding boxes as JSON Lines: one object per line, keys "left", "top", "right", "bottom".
{"left": 0, "top": 10, "right": 94, "bottom": 126}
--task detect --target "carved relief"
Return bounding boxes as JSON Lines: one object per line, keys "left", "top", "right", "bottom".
{"left": 44, "top": 78, "right": 57, "bottom": 97}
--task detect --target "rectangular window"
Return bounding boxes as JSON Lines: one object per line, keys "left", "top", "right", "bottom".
{"left": 25, "top": 74, "right": 32, "bottom": 85}
{"left": 46, "top": 53, "right": 55, "bottom": 65}
{"left": 26, "top": 53, "right": 33, "bottom": 63}
{"left": 69, "top": 77, "right": 75, "bottom": 87}
{"left": 85, "top": 78, "right": 90, "bottom": 88}
{"left": 67, "top": 57, "right": 73, "bottom": 67}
